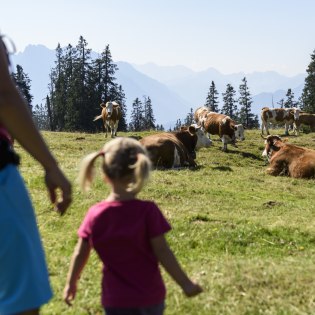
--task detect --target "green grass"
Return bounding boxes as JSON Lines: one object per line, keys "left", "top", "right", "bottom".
{"left": 15, "top": 129, "right": 315, "bottom": 315}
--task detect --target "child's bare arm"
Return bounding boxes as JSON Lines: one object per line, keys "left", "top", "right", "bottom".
{"left": 150, "top": 234, "right": 202, "bottom": 297}
{"left": 63, "top": 238, "right": 91, "bottom": 305}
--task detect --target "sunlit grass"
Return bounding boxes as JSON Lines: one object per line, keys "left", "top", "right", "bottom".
{"left": 14, "top": 128, "right": 315, "bottom": 315}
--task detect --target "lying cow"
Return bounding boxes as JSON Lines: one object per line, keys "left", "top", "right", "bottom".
{"left": 140, "top": 125, "right": 205, "bottom": 168}
{"left": 261, "top": 135, "right": 315, "bottom": 178}
{"left": 261, "top": 107, "right": 300, "bottom": 136}
{"left": 201, "top": 112, "right": 245, "bottom": 151}
{"left": 93, "top": 101, "right": 122, "bottom": 138}
{"left": 293, "top": 112, "right": 315, "bottom": 134}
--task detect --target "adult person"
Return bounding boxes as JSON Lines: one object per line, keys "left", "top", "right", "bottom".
{"left": 0, "top": 34, "right": 72, "bottom": 315}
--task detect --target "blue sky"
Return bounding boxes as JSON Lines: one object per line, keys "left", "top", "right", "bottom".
{"left": 1, "top": 0, "right": 315, "bottom": 76}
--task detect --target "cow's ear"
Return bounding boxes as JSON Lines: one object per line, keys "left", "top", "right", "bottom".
{"left": 188, "top": 125, "right": 196, "bottom": 134}
{"left": 283, "top": 138, "right": 288, "bottom": 143}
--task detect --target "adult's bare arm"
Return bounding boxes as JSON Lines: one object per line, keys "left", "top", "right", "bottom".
{"left": 0, "top": 39, "right": 72, "bottom": 214}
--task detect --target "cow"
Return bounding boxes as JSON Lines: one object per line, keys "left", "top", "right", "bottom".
{"left": 261, "top": 134, "right": 315, "bottom": 178}
{"left": 201, "top": 112, "right": 245, "bottom": 151}
{"left": 261, "top": 107, "right": 300, "bottom": 136}
{"left": 93, "top": 101, "right": 122, "bottom": 138}
{"left": 140, "top": 125, "right": 205, "bottom": 168}
{"left": 293, "top": 112, "right": 315, "bottom": 134}
{"left": 194, "top": 106, "right": 211, "bottom": 126}
{"left": 183, "top": 124, "right": 212, "bottom": 149}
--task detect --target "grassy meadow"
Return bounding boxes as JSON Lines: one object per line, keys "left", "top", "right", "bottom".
{"left": 16, "top": 128, "right": 315, "bottom": 315}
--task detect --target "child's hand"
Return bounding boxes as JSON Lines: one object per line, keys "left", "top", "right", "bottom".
{"left": 63, "top": 283, "right": 77, "bottom": 306}
{"left": 182, "top": 281, "right": 203, "bottom": 297}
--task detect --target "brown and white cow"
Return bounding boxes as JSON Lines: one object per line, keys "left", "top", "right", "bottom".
{"left": 261, "top": 135, "right": 315, "bottom": 178}
{"left": 201, "top": 112, "right": 245, "bottom": 151}
{"left": 194, "top": 106, "right": 211, "bottom": 126}
{"left": 293, "top": 112, "right": 315, "bottom": 134}
{"left": 93, "top": 101, "right": 122, "bottom": 138}
{"left": 140, "top": 125, "right": 203, "bottom": 168}
{"left": 261, "top": 107, "right": 300, "bottom": 136}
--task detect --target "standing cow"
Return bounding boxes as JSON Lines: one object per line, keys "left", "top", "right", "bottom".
{"left": 93, "top": 101, "right": 122, "bottom": 138}
{"left": 261, "top": 135, "right": 315, "bottom": 178}
{"left": 261, "top": 107, "right": 300, "bottom": 136}
{"left": 201, "top": 112, "right": 245, "bottom": 151}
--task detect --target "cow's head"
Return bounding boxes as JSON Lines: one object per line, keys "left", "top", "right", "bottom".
{"left": 178, "top": 125, "right": 197, "bottom": 159}
{"left": 290, "top": 107, "right": 300, "bottom": 121}
{"left": 261, "top": 135, "right": 283, "bottom": 161}
{"left": 234, "top": 124, "right": 245, "bottom": 141}
{"left": 105, "top": 101, "right": 114, "bottom": 118}
{"left": 189, "top": 123, "right": 212, "bottom": 149}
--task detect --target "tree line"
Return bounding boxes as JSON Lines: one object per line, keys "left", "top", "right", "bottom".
{"left": 10, "top": 37, "right": 315, "bottom": 132}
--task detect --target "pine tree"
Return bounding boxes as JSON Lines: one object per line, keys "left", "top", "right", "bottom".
{"left": 301, "top": 49, "right": 315, "bottom": 113}
{"left": 114, "top": 85, "right": 128, "bottom": 132}
{"left": 221, "top": 83, "right": 238, "bottom": 120}
{"left": 184, "top": 108, "right": 194, "bottom": 125}
{"left": 130, "top": 98, "right": 144, "bottom": 131}
{"left": 12, "top": 64, "right": 33, "bottom": 113}
{"left": 174, "top": 119, "right": 182, "bottom": 130}
{"left": 284, "top": 88, "right": 297, "bottom": 108}
{"left": 238, "top": 77, "right": 259, "bottom": 128}
{"left": 98, "top": 44, "right": 119, "bottom": 102}
{"left": 277, "top": 98, "right": 285, "bottom": 108}
{"left": 49, "top": 43, "right": 68, "bottom": 130}
{"left": 143, "top": 96, "right": 156, "bottom": 130}
{"left": 205, "top": 81, "right": 219, "bottom": 112}
{"left": 33, "top": 102, "right": 50, "bottom": 130}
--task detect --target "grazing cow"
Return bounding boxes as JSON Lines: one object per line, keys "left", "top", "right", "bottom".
{"left": 93, "top": 101, "right": 122, "bottom": 138}
{"left": 261, "top": 107, "right": 300, "bottom": 136}
{"left": 293, "top": 112, "right": 315, "bottom": 134}
{"left": 261, "top": 135, "right": 315, "bottom": 178}
{"left": 140, "top": 125, "right": 202, "bottom": 168}
{"left": 201, "top": 112, "right": 245, "bottom": 151}
{"left": 194, "top": 106, "right": 211, "bottom": 125}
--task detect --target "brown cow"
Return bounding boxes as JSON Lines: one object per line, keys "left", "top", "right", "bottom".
{"left": 140, "top": 125, "right": 201, "bottom": 168}
{"left": 261, "top": 107, "right": 300, "bottom": 136}
{"left": 201, "top": 112, "right": 245, "bottom": 151}
{"left": 293, "top": 112, "right": 315, "bottom": 134}
{"left": 93, "top": 101, "right": 122, "bottom": 138}
{"left": 261, "top": 135, "right": 315, "bottom": 178}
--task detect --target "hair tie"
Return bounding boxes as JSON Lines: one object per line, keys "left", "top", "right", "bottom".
{"left": 99, "top": 150, "right": 105, "bottom": 157}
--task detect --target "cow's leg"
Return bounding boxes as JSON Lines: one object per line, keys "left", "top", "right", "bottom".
{"left": 284, "top": 123, "right": 289, "bottom": 136}
{"left": 261, "top": 122, "right": 265, "bottom": 135}
{"left": 221, "top": 138, "right": 227, "bottom": 152}
{"left": 293, "top": 122, "right": 299, "bottom": 136}
{"left": 103, "top": 122, "right": 108, "bottom": 137}
{"left": 113, "top": 121, "right": 119, "bottom": 137}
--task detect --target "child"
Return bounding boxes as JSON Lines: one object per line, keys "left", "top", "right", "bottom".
{"left": 63, "top": 137, "right": 202, "bottom": 314}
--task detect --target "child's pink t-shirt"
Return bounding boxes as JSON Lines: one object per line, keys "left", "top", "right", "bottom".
{"left": 78, "top": 199, "right": 171, "bottom": 308}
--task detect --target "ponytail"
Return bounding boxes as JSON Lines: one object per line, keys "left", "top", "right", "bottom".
{"left": 126, "top": 152, "right": 151, "bottom": 194}
{"left": 78, "top": 151, "right": 104, "bottom": 191}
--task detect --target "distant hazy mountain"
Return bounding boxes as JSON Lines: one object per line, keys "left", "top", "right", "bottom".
{"left": 134, "top": 62, "right": 306, "bottom": 112}
{"left": 10, "top": 45, "right": 306, "bottom": 128}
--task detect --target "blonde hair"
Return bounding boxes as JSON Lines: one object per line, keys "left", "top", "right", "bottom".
{"left": 78, "top": 137, "right": 152, "bottom": 194}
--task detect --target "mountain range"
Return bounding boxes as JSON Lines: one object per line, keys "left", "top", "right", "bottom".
{"left": 11, "top": 45, "right": 306, "bottom": 128}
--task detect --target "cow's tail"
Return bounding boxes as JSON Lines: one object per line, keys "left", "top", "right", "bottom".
{"left": 93, "top": 115, "right": 102, "bottom": 122}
